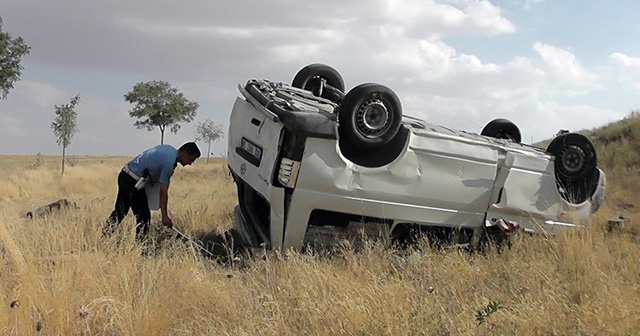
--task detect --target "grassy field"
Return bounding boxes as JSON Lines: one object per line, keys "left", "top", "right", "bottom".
{"left": 2, "top": 116, "right": 640, "bottom": 335}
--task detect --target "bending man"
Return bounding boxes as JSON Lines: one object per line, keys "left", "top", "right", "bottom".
{"left": 104, "top": 142, "right": 201, "bottom": 239}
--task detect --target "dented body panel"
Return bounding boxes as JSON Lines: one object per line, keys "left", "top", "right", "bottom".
{"left": 227, "top": 79, "right": 606, "bottom": 252}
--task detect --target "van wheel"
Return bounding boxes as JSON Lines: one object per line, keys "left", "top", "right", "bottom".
{"left": 481, "top": 118, "right": 522, "bottom": 143}
{"left": 339, "top": 83, "right": 402, "bottom": 149}
{"left": 546, "top": 133, "right": 597, "bottom": 180}
{"left": 546, "top": 133, "right": 598, "bottom": 204}
{"left": 292, "top": 64, "right": 345, "bottom": 103}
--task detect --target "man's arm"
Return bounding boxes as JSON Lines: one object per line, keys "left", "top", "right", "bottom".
{"left": 159, "top": 183, "right": 173, "bottom": 228}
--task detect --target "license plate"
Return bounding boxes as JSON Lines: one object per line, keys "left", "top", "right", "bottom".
{"left": 237, "top": 137, "right": 263, "bottom": 166}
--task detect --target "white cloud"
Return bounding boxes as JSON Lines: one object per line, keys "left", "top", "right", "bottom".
{"left": 397, "top": 0, "right": 516, "bottom": 40}
{"left": 358, "top": 39, "right": 619, "bottom": 143}
{"left": 533, "top": 42, "right": 600, "bottom": 89}
{"left": 609, "top": 53, "right": 640, "bottom": 89}
{"left": 524, "top": 0, "right": 544, "bottom": 10}
{"left": 114, "top": 16, "right": 254, "bottom": 39}
{"left": 8, "top": 80, "right": 68, "bottom": 110}
{"left": 610, "top": 53, "right": 640, "bottom": 70}
{"left": 464, "top": 1, "right": 517, "bottom": 34}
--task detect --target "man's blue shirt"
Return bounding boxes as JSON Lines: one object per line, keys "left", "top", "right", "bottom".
{"left": 127, "top": 145, "right": 178, "bottom": 186}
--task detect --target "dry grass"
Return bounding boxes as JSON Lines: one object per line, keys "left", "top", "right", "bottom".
{"left": 2, "top": 127, "right": 640, "bottom": 336}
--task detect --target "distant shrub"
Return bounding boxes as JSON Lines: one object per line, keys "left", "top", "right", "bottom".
{"left": 25, "top": 152, "right": 43, "bottom": 170}
{"left": 67, "top": 154, "right": 79, "bottom": 167}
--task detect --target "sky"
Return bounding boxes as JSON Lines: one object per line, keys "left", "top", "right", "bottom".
{"left": 2, "top": 0, "right": 640, "bottom": 157}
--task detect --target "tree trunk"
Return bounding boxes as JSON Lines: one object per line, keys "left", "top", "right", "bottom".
{"left": 61, "top": 145, "right": 66, "bottom": 175}
{"left": 206, "top": 140, "right": 211, "bottom": 164}
{"left": 160, "top": 130, "right": 165, "bottom": 144}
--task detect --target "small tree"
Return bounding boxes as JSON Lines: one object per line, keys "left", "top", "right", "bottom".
{"left": 196, "top": 119, "right": 224, "bottom": 163}
{"left": 125, "top": 80, "right": 199, "bottom": 144}
{"left": 0, "top": 17, "right": 31, "bottom": 99}
{"left": 51, "top": 95, "right": 80, "bottom": 174}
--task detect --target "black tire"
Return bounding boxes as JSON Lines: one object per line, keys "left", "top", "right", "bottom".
{"left": 339, "top": 83, "right": 402, "bottom": 149}
{"left": 481, "top": 118, "right": 522, "bottom": 143}
{"left": 292, "top": 64, "right": 345, "bottom": 103}
{"left": 546, "top": 133, "right": 597, "bottom": 180}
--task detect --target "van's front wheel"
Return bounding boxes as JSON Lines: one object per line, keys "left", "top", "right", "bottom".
{"left": 292, "top": 63, "right": 345, "bottom": 104}
{"left": 339, "top": 83, "right": 402, "bottom": 149}
{"left": 481, "top": 118, "right": 521, "bottom": 143}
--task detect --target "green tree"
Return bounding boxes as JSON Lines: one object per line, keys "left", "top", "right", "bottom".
{"left": 51, "top": 95, "right": 80, "bottom": 175}
{"left": 196, "top": 119, "right": 224, "bottom": 163}
{"left": 0, "top": 17, "right": 31, "bottom": 99}
{"left": 124, "top": 80, "right": 199, "bottom": 144}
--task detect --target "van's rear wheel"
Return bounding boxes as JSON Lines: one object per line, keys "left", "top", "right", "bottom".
{"left": 546, "top": 133, "right": 598, "bottom": 204}
{"left": 547, "top": 133, "right": 597, "bottom": 180}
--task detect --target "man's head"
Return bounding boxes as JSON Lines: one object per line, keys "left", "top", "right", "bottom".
{"left": 177, "top": 142, "right": 201, "bottom": 166}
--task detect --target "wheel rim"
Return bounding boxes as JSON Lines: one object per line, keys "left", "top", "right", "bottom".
{"left": 559, "top": 144, "right": 586, "bottom": 176}
{"left": 356, "top": 98, "right": 390, "bottom": 137}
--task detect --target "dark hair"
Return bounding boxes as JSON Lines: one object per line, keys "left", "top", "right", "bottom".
{"left": 179, "top": 142, "right": 201, "bottom": 158}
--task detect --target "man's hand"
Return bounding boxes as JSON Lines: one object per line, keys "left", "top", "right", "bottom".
{"left": 162, "top": 216, "right": 174, "bottom": 229}
{"left": 159, "top": 183, "right": 172, "bottom": 229}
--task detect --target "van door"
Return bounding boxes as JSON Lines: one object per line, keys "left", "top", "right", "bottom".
{"left": 485, "top": 150, "right": 576, "bottom": 233}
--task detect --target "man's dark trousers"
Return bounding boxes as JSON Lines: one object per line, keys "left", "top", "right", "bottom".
{"left": 105, "top": 170, "right": 151, "bottom": 239}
